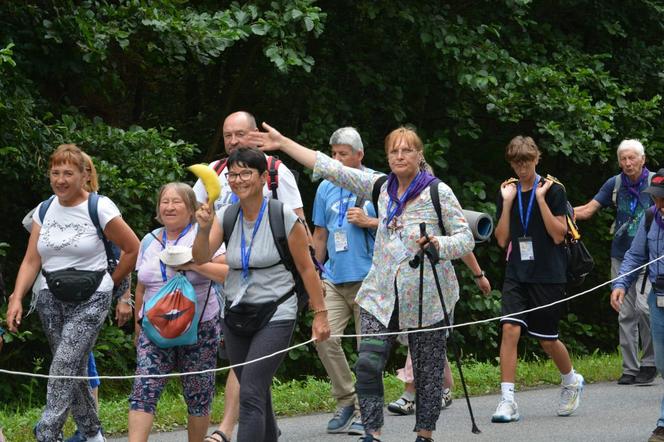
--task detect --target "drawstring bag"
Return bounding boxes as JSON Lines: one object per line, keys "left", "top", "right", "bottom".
{"left": 142, "top": 273, "right": 210, "bottom": 348}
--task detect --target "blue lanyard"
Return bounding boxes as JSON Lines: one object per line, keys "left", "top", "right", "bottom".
{"left": 517, "top": 175, "right": 539, "bottom": 236}
{"left": 338, "top": 188, "right": 350, "bottom": 228}
{"left": 240, "top": 197, "right": 268, "bottom": 280}
{"left": 385, "top": 173, "right": 420, "bottom": 227}
{"left": 159, "top": 223, "right": 192, "bottom": 282}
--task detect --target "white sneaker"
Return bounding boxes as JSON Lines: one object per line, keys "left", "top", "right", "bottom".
{"left": 387, "top": 396, "right": 415, "bottom": 415}
{"left": 491, "top": 399, "right": 520, "bottom": 423}
{"left": 441, "top": 387, "right": 453, "bottom": 409}
{"left": 558, "top": 373, "right": 584, "bottom": 416}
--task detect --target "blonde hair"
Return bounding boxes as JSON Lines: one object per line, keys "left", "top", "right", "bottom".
{"left": 384, "top": 126, "right": 433, "bottom": 173}
{"left": 49, "top": 144, "right": 85, "bottom": 173}
{"left": 82, "top": 152, "right": 99, "bottom": 192}
{"left": 155, "top": 182, "right": 198, "bottom": 224}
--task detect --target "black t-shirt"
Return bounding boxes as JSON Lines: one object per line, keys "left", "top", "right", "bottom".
{"left": 496, "top": 180, "right": 568, "bottom": 283}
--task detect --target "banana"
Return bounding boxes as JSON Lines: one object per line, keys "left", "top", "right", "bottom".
{"left": 188, "top": 164, "right": 221, "bottom": 207}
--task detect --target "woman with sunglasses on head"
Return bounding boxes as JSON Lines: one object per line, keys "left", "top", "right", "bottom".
{"left": 193, "top": 147, "right": 330, "bottom": 442}
{"left": 246, "top": 125, "right": 474, "bottom": 442}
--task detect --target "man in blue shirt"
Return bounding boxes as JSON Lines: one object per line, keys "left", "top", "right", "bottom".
{"left": 611, "top": 169, "right": 664, "bottom": 442}
{"left": 575, "top": 139, "right": 656, "bottom": 385}
{"left": 312, "top": 127, "right": 378, "bottom": 435}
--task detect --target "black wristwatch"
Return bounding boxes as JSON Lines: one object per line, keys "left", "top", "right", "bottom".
{"left": 473, "top": 270, "right": 485, "bottom": 279}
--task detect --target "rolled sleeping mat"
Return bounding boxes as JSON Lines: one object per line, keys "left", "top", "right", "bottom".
{"left": 463, "top": 209, "right": 493, "bottom": 243}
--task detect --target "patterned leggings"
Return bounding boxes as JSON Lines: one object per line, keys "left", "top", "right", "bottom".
{"left": 357, "top": 308, "right": 447, "bottom": 433}
{"left": 35, "top": 289, "right": 112, "bottom": 442}
{"left": 129, "top": 318, "right": 221, "bottom": 416}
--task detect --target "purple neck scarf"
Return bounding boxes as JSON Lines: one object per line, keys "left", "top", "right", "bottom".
{"left": 653, "top": 206, "right": 664, "bottom": 231}
{"left": 386, "top": 171, "right": 437, "bottom": 220}
{"left": 622, "top": 167, "right": 650, "bottom": 200}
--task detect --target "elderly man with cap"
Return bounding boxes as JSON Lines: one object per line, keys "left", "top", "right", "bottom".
{"left": 575, "top": 139, "right": 656, "bottom": 385}
{"left": 311, "top": 127, "right": 378, "bottom": 435}
{"left": 611, "top": 169, "right": 664, "bottom": 442}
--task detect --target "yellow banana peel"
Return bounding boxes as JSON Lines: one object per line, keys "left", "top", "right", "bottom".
{"left": 188, "top": 164, "right": 221, "bottom": 207}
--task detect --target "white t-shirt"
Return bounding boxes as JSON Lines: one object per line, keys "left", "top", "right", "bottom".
{"left": 33, "top": 196, "right": 121, "bottom": 291}
{"left": 193, "top": 157, "right": 304, "bottom": 212}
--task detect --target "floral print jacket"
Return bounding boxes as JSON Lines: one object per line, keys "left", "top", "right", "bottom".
{"left": 313, "top": 152, "right": 474, "bottom": 329}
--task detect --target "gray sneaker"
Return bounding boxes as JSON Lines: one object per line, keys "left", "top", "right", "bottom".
{"left": 348, "top": 416, "right": 364, "bottom": 436}
{"left": 327, "top": 405, "right": 355, "bottom": 433}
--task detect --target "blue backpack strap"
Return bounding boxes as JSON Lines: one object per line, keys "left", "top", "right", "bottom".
{"left": 140, "top": 228, "right": 163, "bottom": 256}
{"left": 88, "top": 192, "right": 119, "bottom": 264}
{"left": 38, "top": 195, "right": 56, "bottom": 223}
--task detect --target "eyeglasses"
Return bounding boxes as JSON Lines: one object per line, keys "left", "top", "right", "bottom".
{"left": 387, "top": 147, "right": 418, "bottom": 157}
{"left": 225, "top": 170, "right": 255, "bottom": 182}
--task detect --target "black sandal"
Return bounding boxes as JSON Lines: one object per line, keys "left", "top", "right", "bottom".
{"left": 204, "top": 430, "right": 231, "bottom": 442}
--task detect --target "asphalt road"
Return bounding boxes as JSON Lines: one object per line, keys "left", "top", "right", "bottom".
{"left": 108, "top": 379, "right": 663, "bottom": 442}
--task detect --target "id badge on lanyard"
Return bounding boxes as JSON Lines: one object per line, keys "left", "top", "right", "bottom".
{"left": 518, "top": 237, "right": 534, "bottom": 261}
{"left": 334, "top": 229, "right": 349, "bottom": 252}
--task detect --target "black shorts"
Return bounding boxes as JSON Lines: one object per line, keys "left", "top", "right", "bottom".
{"left": 500, "top": 278, "right": 566, "bottom": 340}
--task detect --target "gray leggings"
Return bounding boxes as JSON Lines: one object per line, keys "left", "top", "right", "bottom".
{"left": 356, "top": 308, "right": 447, "bottom": 433}
{"left": 35, "top": 289, "right": 111, "bottom": 442}
{"left": 221, "top": 320, "right": 295, "bottom": 442}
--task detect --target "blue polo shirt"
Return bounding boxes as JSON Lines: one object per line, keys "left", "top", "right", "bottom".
{"left": 594, "top": 174, "right": 653, "bottom": 259}
{"left": 312, "top": 172, "right": 377, "bottom": 284}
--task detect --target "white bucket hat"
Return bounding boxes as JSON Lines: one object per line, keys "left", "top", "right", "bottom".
{"left": 159, "top": 245, "right": 193, "bottom": 267}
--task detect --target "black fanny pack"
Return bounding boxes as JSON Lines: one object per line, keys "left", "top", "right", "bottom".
{"left": 224, "top": 290, "right": 294, "bottom": 337}
{"left": 42, "top": 268, "right": 106, "bottom": 303}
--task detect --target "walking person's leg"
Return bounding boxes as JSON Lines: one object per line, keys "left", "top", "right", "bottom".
{"left": 355, "top": 308, "right": 397, "bottom": 439}
{"left": 409, "top": 325, "right": 447, "bottom": 439}
{"left": 315, "top": 281, "right": 358, "bottom": 433}
{"left": 128, "top": 330, "right": 176, "bottom": 442}
{"left": 179, "top": 319, "right": 221, "bottom": 442}
{"left": 222, "top": 320, "right": 295, "bottom": 442}
{"left": 647, "top": 290, "right": 664, "bottom": 441}
{"left": 528, "top": 283, "right": 584, "bottom": 417}
{"left": 634, "top": 270, "right": 656, "bottom": 383}
{"left": 613, "top": 258, "right": 646, "bottom": 383}
{"left": 36, "top": 290, "right": 111, "bottom": 441}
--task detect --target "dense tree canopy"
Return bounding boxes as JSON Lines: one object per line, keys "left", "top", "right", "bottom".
{"left": 1, "top": 0, "right": 663, "bottom": 401}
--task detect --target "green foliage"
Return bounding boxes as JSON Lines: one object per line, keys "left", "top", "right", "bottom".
{"left": 1, "top": 0, "right": 663, "bottom": 408}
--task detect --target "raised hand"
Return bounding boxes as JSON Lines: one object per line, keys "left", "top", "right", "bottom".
{"left": 536, "top": 177, "right": 553, "bottom": 200}
{"left": 246, "top": 122, "right": 285, "bottom": 152}
{"left": 195, "top": 203, "right": 214, "bottom": 232}
{"left": 500, "top": 180, "right": 517, "bottom": 202}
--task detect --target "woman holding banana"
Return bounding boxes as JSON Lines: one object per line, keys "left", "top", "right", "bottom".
{"left": 246, "top": 125, "right": 474, "bottom": 442}
{"left": 193, "top": 146, "right": 330, "bottom": 442}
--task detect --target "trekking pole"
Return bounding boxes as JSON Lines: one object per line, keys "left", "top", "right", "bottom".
{"left": 420, "top": 223, "right": 481, "bottom": 434}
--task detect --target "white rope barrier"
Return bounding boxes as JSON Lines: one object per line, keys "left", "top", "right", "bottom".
{"left": 1, "top": 254, "right": 661, "bottom": 381}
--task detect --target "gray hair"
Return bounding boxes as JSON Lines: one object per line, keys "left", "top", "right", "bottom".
{"left": 329, "top": 127, "right": 364, "bottom": 152}
{"left": 617, "top": 139, "right": 645, "bottom": 159}
{"left": 155, "top": 182, "right": 198, "bottom": 225}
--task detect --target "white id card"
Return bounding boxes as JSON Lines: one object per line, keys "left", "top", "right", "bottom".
{"left": 385, "top": 234, "right": 410, "bottom": 263}
{"left": 518, "top": 237, "right": 534, "bottom": 261}
{"left": 334, "top": 229, "right": 349, "bottom": 252}
{"left": 657, "top": 295, "right": 664, "bottom": 308}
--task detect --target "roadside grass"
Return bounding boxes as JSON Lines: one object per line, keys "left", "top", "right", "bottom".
{"left": 0, "top": 352, "right": 622, "bottom": 441}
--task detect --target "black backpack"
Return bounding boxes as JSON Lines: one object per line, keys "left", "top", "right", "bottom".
{"left": 222, "top": 199, "right": 310, "bottom": 312}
